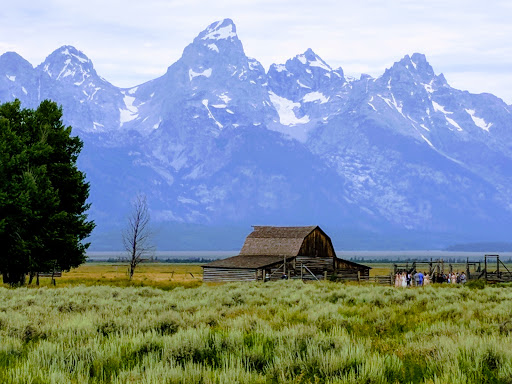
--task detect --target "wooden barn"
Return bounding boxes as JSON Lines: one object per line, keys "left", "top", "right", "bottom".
{"left": 202, "top": 226, "right": 370, "bottom": 282}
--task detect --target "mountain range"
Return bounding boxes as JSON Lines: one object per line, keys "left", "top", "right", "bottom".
{"left": 1, "top": 18, "right": 511, "bottom": 250}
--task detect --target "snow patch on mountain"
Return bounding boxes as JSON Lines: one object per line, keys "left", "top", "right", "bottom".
{"left": 189, "top": 68, "right": 212, "bottom": 81}
{"left": 379, "top": 95, "right": 405, "bottom": 118}
{"left": 274, "top": 64, "right": 286, "bottom": 72}
{"left": 43, "top": 64, "right": 52, "bottom": 77}
{"left": 218, "top": 92, "right": 231, "bottom": 103}
{"left": 303, "top": 91, "right": 329, "bottom": 104}
{"left": 61, "top": 47, "right": 89, "bottom": 63}
{"left": 431, "top": 101, "right": 463, "bottom": 131}
{"left": 119, "top": 93, "right": 138, "bottom": 125}
{"left": 297, "top": 80, "right": 311, "bottom": 89}
{"left": 207, "top": 44, "right": 219, "bottom": 53}
{"left": 466, "top": 109, "right": 492, "bottom": 131}
{"left": 432, "top": 101, "right": 451, "bottom": 115}
{"left": 308, "top": 57, "right": 330, "bottom": 71}
{"left": 268, "top": 91, "right": 310, "bottom": 126}
{"left": 424, "top": 80, "right": 434, "bottom": 94}
{"left": 445, "top": 116, "right": 463, "bottom": 131}
{"left": 202, "top": 99, "right": 223, "bottom": 129}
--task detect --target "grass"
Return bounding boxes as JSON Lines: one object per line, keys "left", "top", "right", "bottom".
{"left": 2, "top": 280, "right": 512, "bottom": 383}
{"left": 0, "top": 263, "right": 204, "bottom": 289}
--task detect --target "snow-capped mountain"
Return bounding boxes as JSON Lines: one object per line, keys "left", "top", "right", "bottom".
{"left": 1, "top": 18, "right": 511, "bottom": 249}
{"left": 266, "top": 48, "right": 347, "bottom": 141}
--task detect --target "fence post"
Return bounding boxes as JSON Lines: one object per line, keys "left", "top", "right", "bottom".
{"left": 357, "top": 270, "right": 361, "bottom": 283}
{"left": 324, "top": 271, "right": 327, "bottom": 280}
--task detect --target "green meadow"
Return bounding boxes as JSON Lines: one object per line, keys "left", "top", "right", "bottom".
{"left": 1, "top": 280, "right": 512, "bottom": 383}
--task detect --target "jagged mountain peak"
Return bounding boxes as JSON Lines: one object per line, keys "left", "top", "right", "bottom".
{"left": 168, "top": 18, "right": 268, "bottom": 93}
{"left": 178, "top": 19, "right": 246, "bottom": 68}
{"left": 58, "top": 45, "right": 91, "bottom": 63}
{"left": 43, "top": 45, "right": 93, "bottom": 68}
{"left": 410, "top": 52, "right": 428, "bottom": 65}
{"left": 387, "top": 53, "right": 436, "bottom": 79}
{"left": 37, "top": 45, "right": 97, "bottom": 83}
{"left": 375, "top": 53, "right": 449, "bottom": 99}
{"left": 293, "top": 48, "right": 332, "bottom": 72}
{"left": 198, "top": 18, "right": 237, "bottom": 41}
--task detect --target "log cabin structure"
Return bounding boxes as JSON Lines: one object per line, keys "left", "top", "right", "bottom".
{"left": 202, "top": 226, "right": 370, "bottom": 282}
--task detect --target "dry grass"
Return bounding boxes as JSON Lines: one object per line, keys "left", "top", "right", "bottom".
{"left": 1, "top": 263, "right": 204, "bottom": 289}
{"left": 367, "top": 263, "right": 393, "bottom": 276}
{"left": 63, "top": 262, "right": 203, "bottom": 282}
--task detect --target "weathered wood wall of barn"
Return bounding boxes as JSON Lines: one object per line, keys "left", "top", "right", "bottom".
{"left": 296, "top": 256, "right": 334, "bottom": 274}
{"left": 335, "top": 259, "right": 370, "bottom": 273}
{"left": 203, "top": 268, "right": 257, "bottom": 282}
{"left": 298, "top": 228, "right": 336, "bottom": 258}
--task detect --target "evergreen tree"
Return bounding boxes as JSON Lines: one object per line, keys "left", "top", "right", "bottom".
{"left": 0, "top": 100, "right": 95, "bottom": 286}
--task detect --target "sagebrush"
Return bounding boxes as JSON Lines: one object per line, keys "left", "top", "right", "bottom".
{"left": 1, "top": 282, "right": 512, "bottom": 383}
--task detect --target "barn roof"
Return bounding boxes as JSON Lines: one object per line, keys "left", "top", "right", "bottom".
{"left": 203, "top": 255, "right": 294, "bottom": 269}
{"left": 240, "top": 226, "right": 318, "bottom": 256}
{"left": 248, "top": 226, "right": 318, "bottom": 239}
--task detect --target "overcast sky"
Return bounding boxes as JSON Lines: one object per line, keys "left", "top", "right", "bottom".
{"left": 1, "top": 0, "right": 511, "bottom": 103}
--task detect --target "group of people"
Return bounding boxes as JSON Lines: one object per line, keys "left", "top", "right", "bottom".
{"left": 394, "top": 271, "right": 467, "bottom": 287}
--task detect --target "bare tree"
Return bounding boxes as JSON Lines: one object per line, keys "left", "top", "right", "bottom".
{"left": 123, "top": 194, "right": 154, "bottom": 279}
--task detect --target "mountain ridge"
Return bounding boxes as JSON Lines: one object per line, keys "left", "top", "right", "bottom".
{"left": 1, "top": 18, "right": 511, "bottom": 250}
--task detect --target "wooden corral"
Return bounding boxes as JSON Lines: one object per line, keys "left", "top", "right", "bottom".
{"left": 202, "top": 226, "right": 371, "bottom": 282}
{"left": 481, "top": 254, "right": 512, "bottom": 283}
{"left": 392, "top": 254, "right": 512, "bottom": 284}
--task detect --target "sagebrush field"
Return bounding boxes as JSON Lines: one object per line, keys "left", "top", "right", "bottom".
{"left": 2, "top": 279, "right": 512, "bottom": 383}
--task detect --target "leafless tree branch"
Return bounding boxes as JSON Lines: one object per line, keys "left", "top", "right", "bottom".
{"left": 122, "top": 194, "right": 155, "bottom": 279}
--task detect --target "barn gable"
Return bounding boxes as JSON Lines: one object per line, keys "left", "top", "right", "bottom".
{"left": 298, "top": 226, "right": 336, "bottom": 258}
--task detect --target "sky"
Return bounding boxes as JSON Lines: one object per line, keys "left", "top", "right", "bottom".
{"left": 1, "top": 0, "right": 511, "bottom": 103}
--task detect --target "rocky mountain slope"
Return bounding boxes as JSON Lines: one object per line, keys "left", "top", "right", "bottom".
{"left": 1, "top": 19, "right": 511, "bottom": 249}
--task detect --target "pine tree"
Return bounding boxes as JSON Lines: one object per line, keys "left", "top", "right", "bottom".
{"left": 0, "top": 100, "right": 95, "bottom": 286}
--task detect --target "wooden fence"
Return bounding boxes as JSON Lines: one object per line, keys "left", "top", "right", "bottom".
{"left": 330, "top": 272, "right": 393, "bottom": 285}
